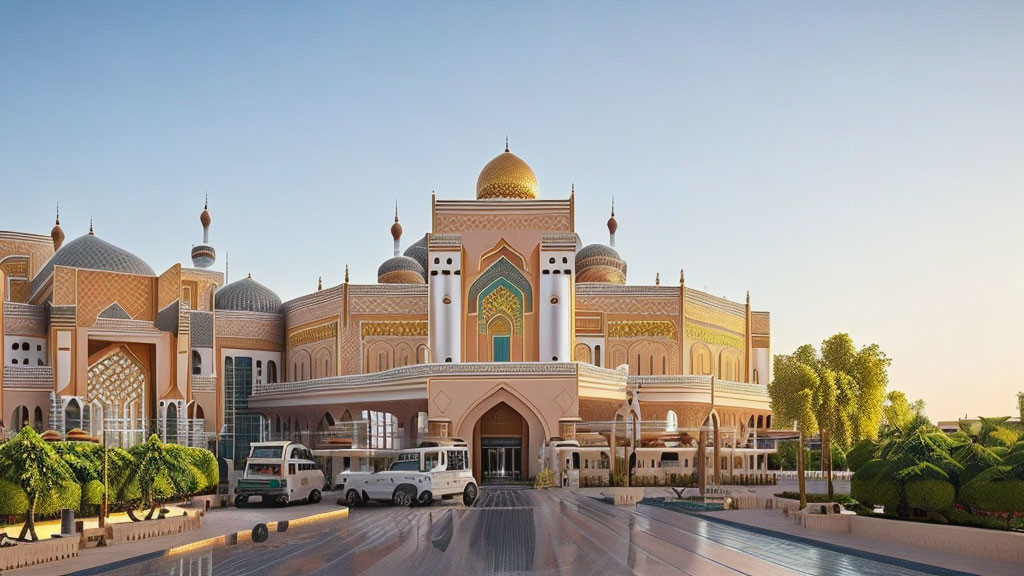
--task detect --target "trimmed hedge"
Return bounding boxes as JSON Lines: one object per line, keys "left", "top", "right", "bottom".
{"left": 905, "top": 480, "right": 955, "bottom": 513}
{"left": 0, "top": 479, "right": 30, "bottom": 516}
{"left": 851, "top": 459, "right": 900, "bottom": 511}
{"left": 959, "top": 466, "right": 1024, "bottom": 514}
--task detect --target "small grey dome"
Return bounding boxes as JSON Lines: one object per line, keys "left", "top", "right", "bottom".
{"left": 403, "top": 236, "right": 428, "bottom": 277}
{"left": 576, "top": 243, "right": 623, "bottom": 264}
{"left": 33, "top": 233, "right": 155, "bottom": 294}
{"left": 377, "top": 255, "right": 426, "bottom": 279}
{"left": 215, "top": 276, "right": 282, "bottom": 313}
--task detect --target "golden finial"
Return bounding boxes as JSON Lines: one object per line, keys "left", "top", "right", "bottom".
{"left": 746, "top": 290, "right": 750, "bottom": 305}
{"left": 344, "top": 265, "right": 349, "bottom": 284}
{"left": 655, "top": 273, "right": 660, "bottom": 286}
{"left": 394, "top": 200, "right": 399, "bottom": 222}
{"left": 204, "top": 193, "right": 208, "bottom": 210}
{"left": 679, "top": 268, "right": 685, "bottom": 285}
{"left": 247, "top": 273, "right": 252, "bottom": 279}
{"left": 55, "top": 202, "right": 60, "bottom": 226}
{"left": 318, "top": 276, "right": 323, "bottom": 291}
{"left": 88, "top": 216, "right": 94, "bottom": 235}
{"left": 505, "top": 135, "right": 509, "bottom": 153}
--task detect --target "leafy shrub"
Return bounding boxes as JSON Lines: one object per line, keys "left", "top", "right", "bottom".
{"left": 83, "top": 479, "right": 105, "bottom": 506}
{"left": 959, "top": 466, "right": 1024, "bottom": 514}
{"left": 845, "top": 440, "right": 877, "bottom": 472}
{"left": 905, "top": 480, "right": 955, "bottom": 513}
{"left": 37, "top": 479, "right": 81, "bottom": 516}
{"left": 533, "top": 468, "right": 554, "bottom": 489}
{"left": 0, "top": 479, "right": 29, "bottom": 516}
{"left": 851, "top": 459, "right": 900, "bottom": 511}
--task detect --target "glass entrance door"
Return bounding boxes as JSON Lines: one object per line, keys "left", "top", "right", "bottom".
{"left": 481, "top": 437, "right": 521, "bottom": 481}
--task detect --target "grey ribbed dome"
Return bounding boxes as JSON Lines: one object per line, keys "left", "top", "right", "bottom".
{"left": 33, "top": 234, "right": 155, "bottom": 294}
{"left": 377, "top": 256, "right": 426, "bottom": 281}
{"left": 403, "top": 236, "right": 428, "bottom": 277}
{"left": 215, "top": 276, "right": 282, "bottom": 313}
{"left": 576, "top": 243, "right": 628, "bottom": 284}
{"left": 576, "top": 243, "right": 622, "bottom": 263}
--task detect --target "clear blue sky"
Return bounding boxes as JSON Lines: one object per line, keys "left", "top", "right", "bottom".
{"left": 2, "top": 2, "right": 1022, "bottom": 421}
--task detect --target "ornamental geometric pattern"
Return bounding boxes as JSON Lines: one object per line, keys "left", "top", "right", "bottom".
{"left": 350, "top": 296, "right": 428, "bottom": 315}
{"left": 360, "top": 321, "right": 428, "bottom": 338}
{"left": 77, "top": 270, "right": 153, "bottom": 326}
{"left": 575, "top": 296, "right": 677, "bottom": 316}
{"left": 289, "top": 322, "right": 338, "bottom": 348}
{"left": 685, "top": 323, "right": 745, "bottom": 352}
{"left": 751, "top": 311, "right": 771, "bottom": 336}
{"left": 685, "top": 303, "right": 746, "bottom": 335}
{"left": 468, "top": 257, "right": 533, "bottom": 312}
{"left": 87, "top": 347, "right": 147, "bottom": 419}
{"left": 607, "top": 320, "right": 678, "bottom": 340}
{"left": 480, "top": 285, "right": 523, "bottom": 334}
{"left": 435, "top": 213, "right": 571, "bottom": 233}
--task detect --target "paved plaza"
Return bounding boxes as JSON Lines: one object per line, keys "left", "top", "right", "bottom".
{"left": 44, "top": 488, "right": 1021, "bottom": 576}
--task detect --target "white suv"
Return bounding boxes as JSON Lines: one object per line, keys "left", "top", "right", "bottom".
{"left": 337, "top": 445, "right": 478, "bottom": 507}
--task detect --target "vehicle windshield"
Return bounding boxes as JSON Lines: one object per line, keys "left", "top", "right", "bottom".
{"left": 389, "top": 459, "right": 420, "bottom": 471}
{"left": 249, "top": 446, "right": 283, "bottom": 459}
{"left": 247, "top": 463, "right": 281, "bottom": 477}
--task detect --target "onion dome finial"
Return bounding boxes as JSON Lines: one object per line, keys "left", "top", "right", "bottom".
{"left": 50, "top": 203, "right": 65, "bottom": 250}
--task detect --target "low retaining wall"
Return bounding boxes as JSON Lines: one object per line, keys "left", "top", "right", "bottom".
{"left": 605, "top": 488, "right": 646, "bottom": 506}
{"left": 0, "top": 536, "right": 79, "bottom": 570}
{"left": 190, "top": 494, "right": 232, "bottom": 510}
{"left": 108, "top": 511, "right": 201, "bottom": 544}
{"left": 849, "top": 515, "right": 1024, "bottom": 565}
{"left": 793, "top": 512, "right": 851, "bottom": 533}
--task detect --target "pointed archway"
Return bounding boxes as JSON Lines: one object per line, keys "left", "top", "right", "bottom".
{"left": 455, "top": 385, "right": 550, "bottom": 483}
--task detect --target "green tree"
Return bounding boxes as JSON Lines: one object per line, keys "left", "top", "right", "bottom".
{"left": 123, "top": 435, "right": 189, "bottom": 521}
{"left": 770, "top": 333, "right": 891, "bottom": 503}
{"left": 0, "top": 427, "right": 75, "bottom": 540}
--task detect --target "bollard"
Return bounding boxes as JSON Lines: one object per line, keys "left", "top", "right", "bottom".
{"left": 60, "top": 508, "right": 76, "bottom": 535}
{"left": 277, "top": 520, "right": 289, "bottom": 532}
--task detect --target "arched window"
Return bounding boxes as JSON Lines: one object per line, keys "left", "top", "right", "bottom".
{"left": 666, "top": 410, "right": 678, "bottom": 433}
{"left": 33, "top": 406, "right": 44, "bottom": 431}
{"left": 275, "top": 415, "right": 281, "bottom": 435}
{"left": 574, "top": 343, "right": 591, "bottom": 363}
{"left": 166, "top": 402, "right": 178, "bottom": 442}
{"left": 753, "top": 368, "right": 760, "bottom": 384}
{"left": 65, "top": 399, "right": 82, "bottom": 432}
{"left": 594, "top": 345, "right": 601, "bottom": 367}
{"left": 267, "top": 361, "right": 278, "bottom": 384}
{"left": 690, "top": 343, "right": 712, "bottom": 375}
{"left": 10, "top": 406, "right": 28, "bottom": 430}
{"left": 191, "top": 351, "right": 202, "bottom": 375}
{"left": 757, "top": 415, "right": 764, "bottom": 428}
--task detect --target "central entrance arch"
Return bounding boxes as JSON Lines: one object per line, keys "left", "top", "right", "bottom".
{"left": 474, "top": 402, "right": 527, "bottom": 482}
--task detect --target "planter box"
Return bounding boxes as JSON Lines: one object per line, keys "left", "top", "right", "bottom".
{"left": 606, "top": 488, "right": 645, "bottom": 506}
{"left": 108, "top": 511, "right": 201, "bottom": 544}
{"left": 0, "top": 536, "right": 79, "bottom": 571}
{"left": 849, "top": 515, "right": 1024, "bottom": 565}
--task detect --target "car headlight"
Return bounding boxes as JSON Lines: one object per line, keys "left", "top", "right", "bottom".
{"left": 281, "top": 479, "right": 288, "bottom": 487}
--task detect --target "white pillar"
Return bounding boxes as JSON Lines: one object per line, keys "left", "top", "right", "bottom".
{"left": 540, "top": 249, "right": 573, "bottom": 362}
{"left": 428, "top": 241, "right": 462, "bottom": 363}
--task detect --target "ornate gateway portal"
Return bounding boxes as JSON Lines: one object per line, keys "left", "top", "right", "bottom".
{"left": 86, "top": 345, "right": 148, "bottom": 447}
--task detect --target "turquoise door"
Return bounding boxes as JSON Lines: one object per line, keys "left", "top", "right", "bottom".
{"left": 492, "top": 335, "right": 510, "bottom": 362}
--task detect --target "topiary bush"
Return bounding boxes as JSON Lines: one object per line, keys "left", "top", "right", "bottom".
{"left": 83, "top": 479, "right": 105, "bottom": 506}
{"left": 959, "top": 466, "right": 1024, "bottom": 514}
{"left": 37, "top": 479, "right": 81, "bottom": 516}
{"left": 905, "top": 480, "right": 955, "bottom": 513}
{"left": 0, "top": 479, "right": 29, "bottom": 516}
{"left": 851, "top": 459, "right": 900, "bottom": 512}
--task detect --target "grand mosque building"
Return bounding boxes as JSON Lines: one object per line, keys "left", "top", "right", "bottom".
{"left": 0, "top": 146, "right": 774, "bottom": 485}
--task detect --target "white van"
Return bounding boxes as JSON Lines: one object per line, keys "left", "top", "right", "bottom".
{"left": 235, "top": 441, "right": 325, "bottom": 506}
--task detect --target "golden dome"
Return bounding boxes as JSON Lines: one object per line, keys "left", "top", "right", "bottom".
{"left": 476, "top": 146, "right": 538, "bottom": 200}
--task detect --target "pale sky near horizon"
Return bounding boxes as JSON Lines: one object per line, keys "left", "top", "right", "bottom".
{"left": 2, "top": 2, "right": 1022, "bottom": 422}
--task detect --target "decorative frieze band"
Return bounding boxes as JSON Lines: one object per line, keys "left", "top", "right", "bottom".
{"left": 289, "top": 322, "right": 338, "bottom": 348}
{"left": 607, "top": 320, "right": 678, "bottom": 340}
{"left": 360, "top": 320, "right": 428, "bottom": 339}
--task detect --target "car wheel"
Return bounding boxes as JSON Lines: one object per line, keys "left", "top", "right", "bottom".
{"left": 463, "top": 483, "right": 478, "bottom": 507}
{"left": 277, "top": 496, "right": 290, "bottom": 507}
{"left": 344, "top": 489, "right": 362, "bottom": 507}
{"left": 393, "top": 485, "right": 416, "bottom": 507}
{"left": 234, "top": 494, "right": 248, "bottom": 507}
{"left": 418, "top": 491, "right": 433, "bottom": 506}
{"left": 308, "top": 489, "right": 322, "bottom": 504}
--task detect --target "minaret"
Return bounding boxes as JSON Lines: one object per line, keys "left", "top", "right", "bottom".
{"left": 191, "top": 196, "right": 216, "bottom": 268}
{"left": 607, "top": 198, "right": 618, "bottom": 247}
{"left": 50, "top": 204, "right": 65, "bottom": 251}
{"left": 391, "top": 202, "right": 403, "bottom": 257}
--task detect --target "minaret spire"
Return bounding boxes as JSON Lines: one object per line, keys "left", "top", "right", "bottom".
{"left": 50, "top": 202, "right": 65, "bottom": 250}
{"left": 390, "top": 202, "right": 403, "bottom": 257}
{"left": 607, "top": 197, "right": 618, "bottom": 247}
{"left": 193, "top": 196, "right": 216, "bottom": 268}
